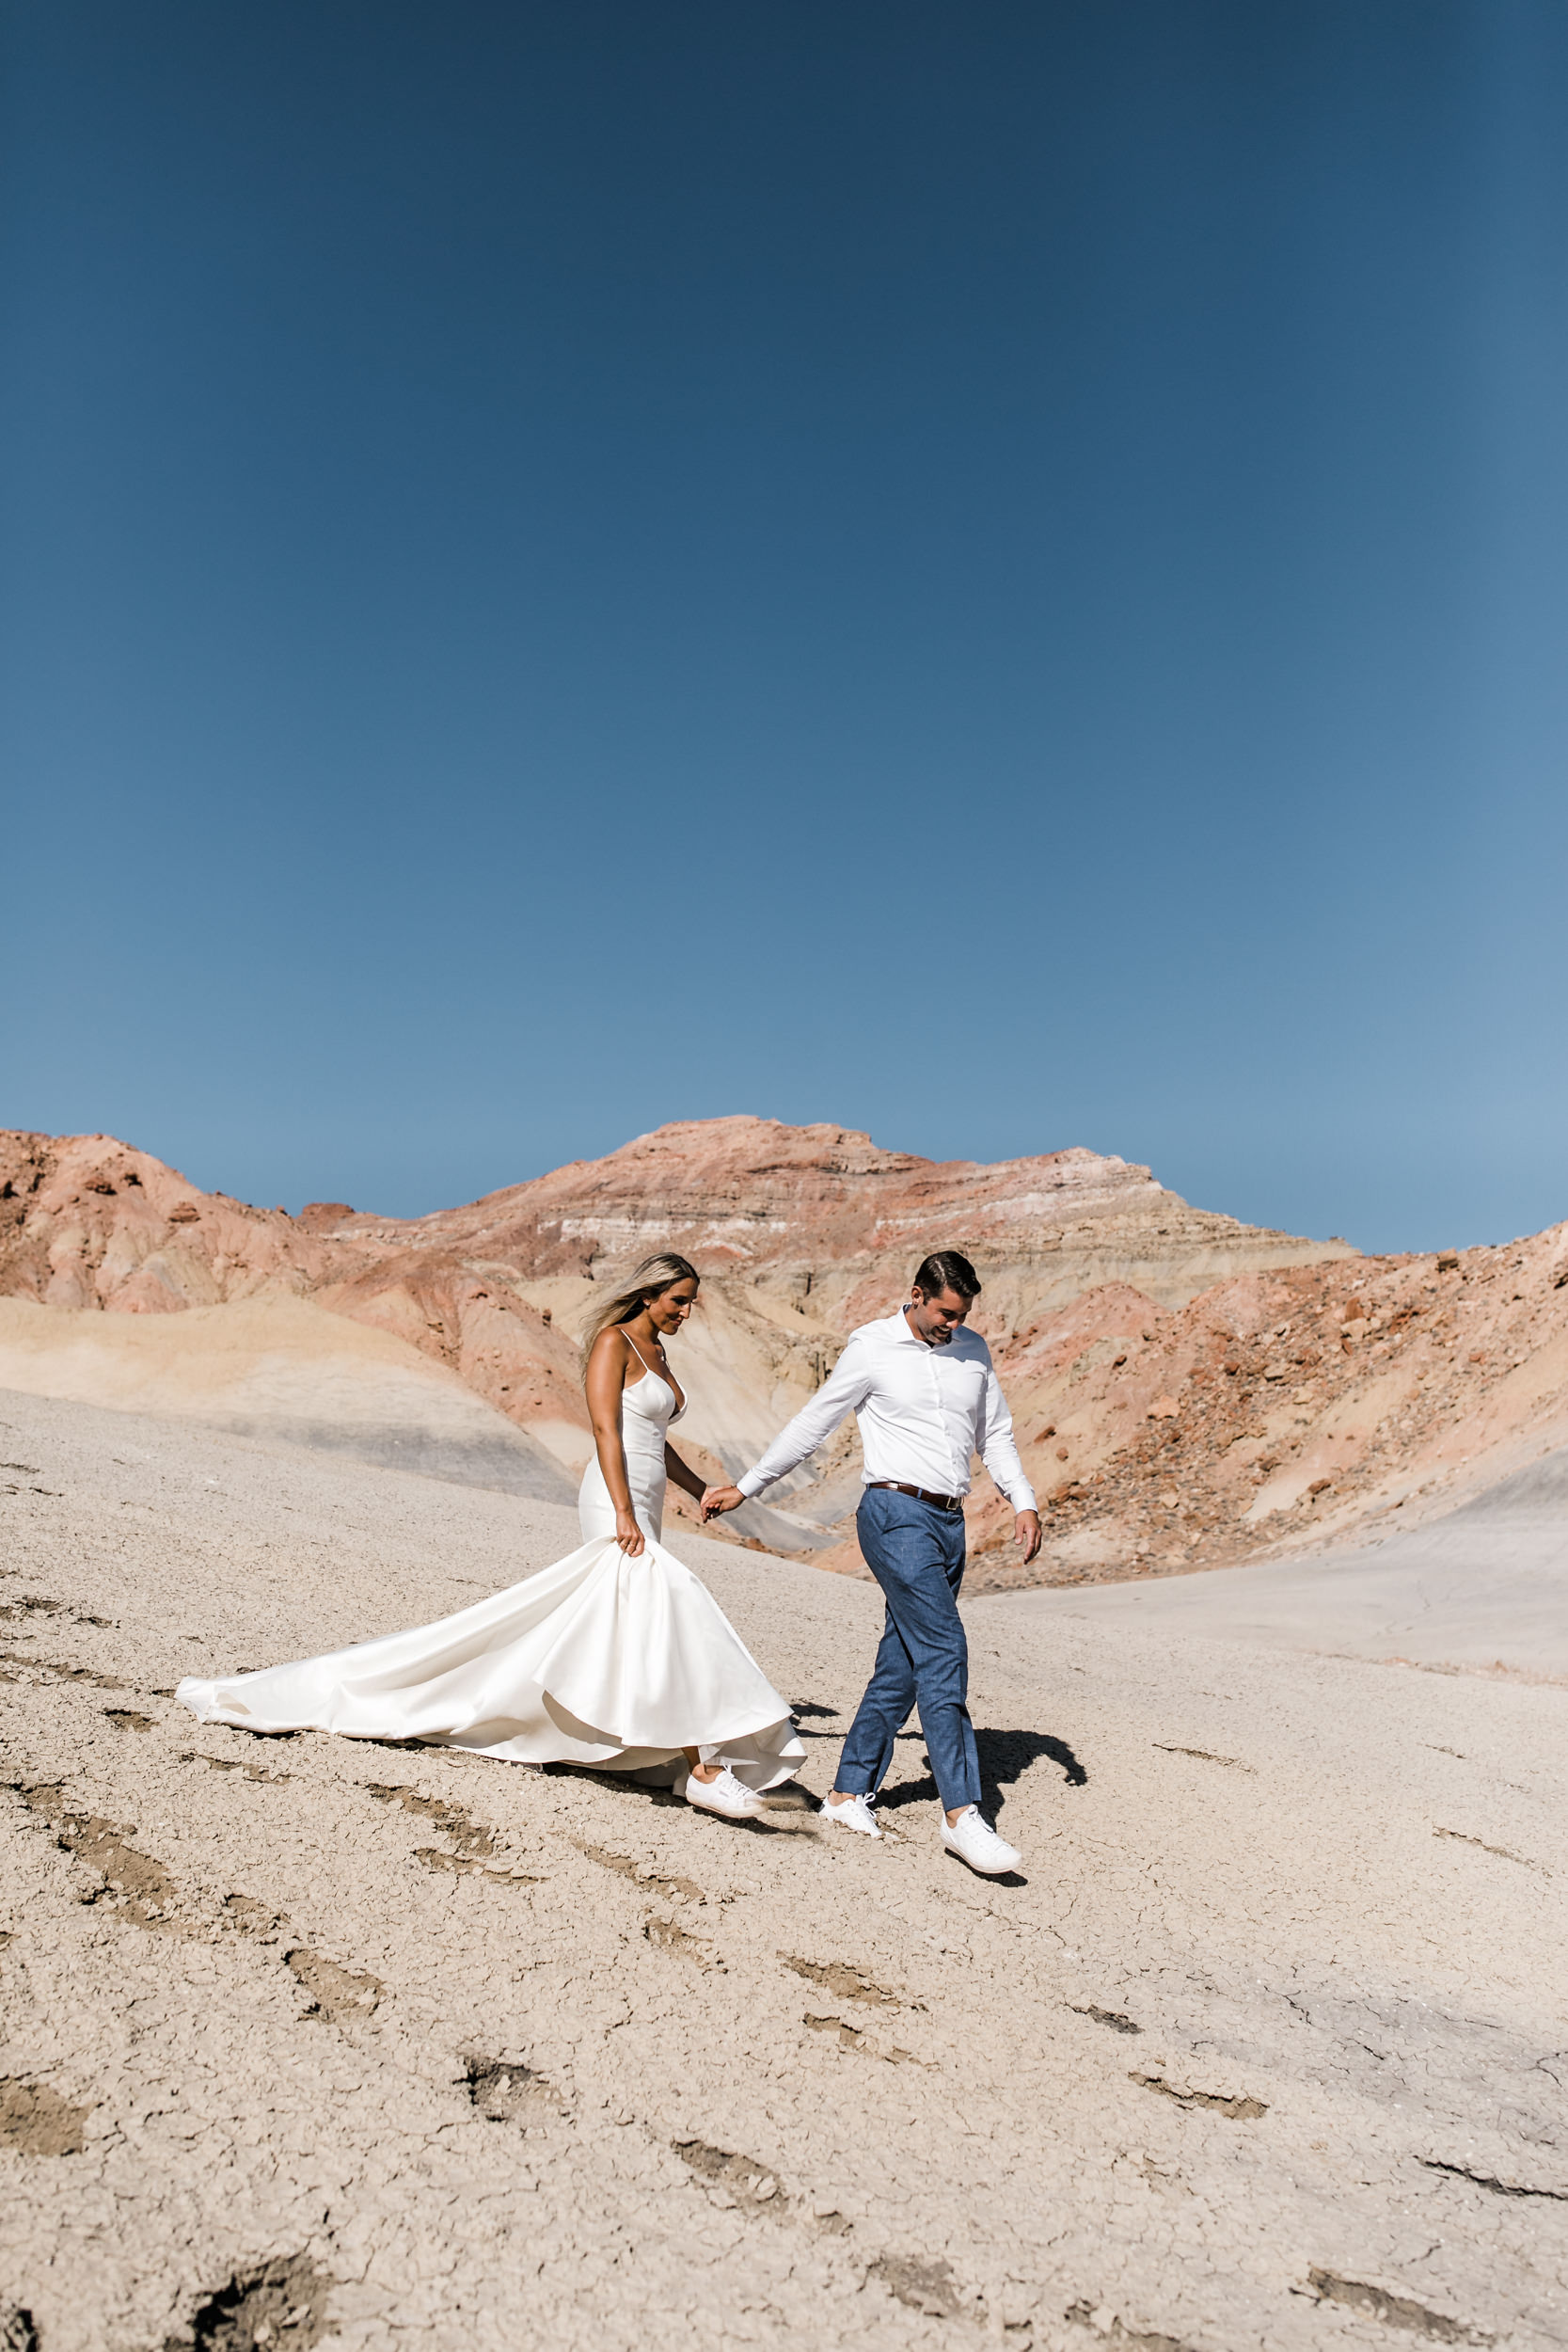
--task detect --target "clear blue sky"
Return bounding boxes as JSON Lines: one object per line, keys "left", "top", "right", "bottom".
{"left": 4, "top": 1, "right": 1565, "bottom": 1253}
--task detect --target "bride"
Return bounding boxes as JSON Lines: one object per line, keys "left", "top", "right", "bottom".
{"left": 177, "top": 1252, "right": 803, "bottom": 1822}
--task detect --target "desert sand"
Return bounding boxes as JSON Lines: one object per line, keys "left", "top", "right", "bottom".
{"left": 996, "top": 1439, "right": 1568, "bottom": 1679}
{"left": 3, "top": 1385, "right": 1566, "bottom": 2351}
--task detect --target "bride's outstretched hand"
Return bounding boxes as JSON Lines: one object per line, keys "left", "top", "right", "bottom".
{"left": 701, "top": 1485, "right": 745, "bottom": 1521}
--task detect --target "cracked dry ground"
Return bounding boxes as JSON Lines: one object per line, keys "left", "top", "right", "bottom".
{"left": 2, "top": 1390, "right": 1565, "bottom": 2352}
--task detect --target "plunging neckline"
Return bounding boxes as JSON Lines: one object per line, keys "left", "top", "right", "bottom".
{"left": 623, "top": 1329, "right": 686, "bottom": 1419}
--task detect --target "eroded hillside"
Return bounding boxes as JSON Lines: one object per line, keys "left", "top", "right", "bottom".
{"left": 0, "top": 1116, "right": 1350, "bottom": 1542}
{"left": 10, "top": 1118, "right": 1564, "bottom": 1583}
{"left": 954, "top": 1227, "right": 1568, "bottom": 1589}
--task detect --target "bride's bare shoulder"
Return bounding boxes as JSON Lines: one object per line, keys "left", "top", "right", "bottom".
{"left": 586, "top": 1325, "right": 631, "bottom": 1380}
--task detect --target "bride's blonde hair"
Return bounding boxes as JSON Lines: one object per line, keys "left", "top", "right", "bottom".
{"left": 578, "top": 1252, "right": 701, "bottom": 1380}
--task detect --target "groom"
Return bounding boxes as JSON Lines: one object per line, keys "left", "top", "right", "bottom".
{"left": 703, "top": 1250, "right": 1041, "bottom": 1878}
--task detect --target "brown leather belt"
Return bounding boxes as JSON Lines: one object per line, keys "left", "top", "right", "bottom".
{"left": 865, "top": 1480, "right": 965, "bottom": 1515}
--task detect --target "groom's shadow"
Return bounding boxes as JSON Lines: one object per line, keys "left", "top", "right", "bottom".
{"left": 876, "top": 1726, "right": 1088, "bottom": 1825}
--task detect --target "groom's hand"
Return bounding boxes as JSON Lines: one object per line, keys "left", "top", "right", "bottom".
{"left": 701, "top": 1484, "right": 746, "bottom": 1520}
{"left": 1015, "top": 1509, "right": 1042, "bottom": 1564}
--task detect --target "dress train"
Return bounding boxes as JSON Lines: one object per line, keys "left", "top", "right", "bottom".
{"left": 176, "top": 1364, "right": 803, "bottom": 1790}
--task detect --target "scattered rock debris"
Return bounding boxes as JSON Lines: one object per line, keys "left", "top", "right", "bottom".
{"left": 644, "top": 1915, "right": 711, "bottom": 1961}
{"left": 224, "top": 1893, "right": 279, "bottom": 1936}
{"left": 781, "top": 1954, "right": 902, "bottom": 2008}
{"left": 413, "top": 1846, "right": 542, "bottom": 1884}
{"left": 182, "top": 1751, "right": 291, "bottom": 1784}
{"left": 1130, "top": 2074, "right": 1267, "bottom": 2120}
{"left": 866, "top": 2254, "right": 967, "bottom": 2318}
{"left": 961, "top": 1228, "right": 1568, "bottom": 1591}
{"left": 363, "top": 1781, "right": 540, "bottom": 1881}
{"left": 168, "top": 2250, "right": 335, "bottom": 2350}
{"left": 13, "top": 1785, "right": 186, "bottom": 1931}
{"left": 673, "top": 2137, "right": 788, "bottom": 2215}
{"left": 1063, "top": 2300, "right": 1194, "bottom": 2351}
{"left": 464, "top": 2054, "right": 564, "bottom": 2124}
{"left": 1072, "top": 2004, "right": 1142, "bottom": 2035}
{"left": 1420, "top": 2158, "right": 1568, "bottom": 2201}
{"left": 1434, "top": 1827, "right": 1541, "bottom": 1870}
{"left": 1153, "top": 1745, "right": 1252, "bottom": 1771}
{"left": 364, "top": 1781, "right": 497, "bottom": 1858}
{"left": 0, "top": 2077, "right": 89, "bottom": 2156}
{"left": 0, "top": 1651, "right": 124, "bottom": 1689}
{"left": 103, "top": 1708, "right": 155, "bottom": 1732}
{"left": 0, "top": 2309, "right": 40, "bottom": 2352}
{"left": 284, "top": 1947, "right": 383, "bottom": 2024}
{"left": 803, "top": 2012, "right": 917, "bottom": 2062}
{"left": 577, "top": 1839, "right": 702, "bottom": 1903}
{"left": 1306, "top": 2267, "right": 1489, "bottom": 2344}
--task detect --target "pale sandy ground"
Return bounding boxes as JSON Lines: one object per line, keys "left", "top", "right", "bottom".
{"left": 991, "top": 1446, "right": 1568, "bottom": 1679}
{"left": 2, "top": 1387, "right": 1566, "bottom": 2352}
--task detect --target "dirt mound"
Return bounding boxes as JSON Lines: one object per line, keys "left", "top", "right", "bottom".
{"left": 0, "top": 1295, "right": 578, "bottom": 1502}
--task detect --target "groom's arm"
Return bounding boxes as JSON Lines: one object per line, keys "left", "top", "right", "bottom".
{"left": 974, "top": 1355, "right": 1042, "bottom": 1563}
{"left": 735, "top": 1338, "right": 874, "bottom": 1500}
{"left": 975, "top": 1359, "right": 1037, "bottom": 1514}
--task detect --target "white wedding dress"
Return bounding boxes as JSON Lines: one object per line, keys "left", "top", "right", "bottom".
{"left": 176, "top": 1360, "right": 804, "bottom": 1791}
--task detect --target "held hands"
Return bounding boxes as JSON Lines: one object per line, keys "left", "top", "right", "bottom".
{"left": 701, "top": 1484, "right": 746, "bottom": 1523}
{"left": 614, "top": 1508, "right": 646, "bottom": 1558}
{"left": 1015, "top": 1509, "right": 1042, "bottom": 1565}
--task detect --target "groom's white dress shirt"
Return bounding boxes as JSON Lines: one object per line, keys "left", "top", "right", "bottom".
{"left": 736, "top": 1308, "right": 1037, "bottom": 1514}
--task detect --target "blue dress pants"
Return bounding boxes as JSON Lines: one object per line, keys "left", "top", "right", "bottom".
{"left": 834, "top": 1485, "right": 980, "bottom": 1815}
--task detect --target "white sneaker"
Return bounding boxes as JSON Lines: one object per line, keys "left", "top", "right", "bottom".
{"left": 941, "top": 1806, "right": 1022, "bottom": 1876}
{"left": 685, "top": 1765, "right": 764, "bottom": 1820}
{"left": 820, "top": 1792, "right": 881, "bottom": 1840}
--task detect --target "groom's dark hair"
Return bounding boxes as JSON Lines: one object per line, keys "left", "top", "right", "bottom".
{"left": 912, "top": 1249, "right": 980, "bottom": 1300}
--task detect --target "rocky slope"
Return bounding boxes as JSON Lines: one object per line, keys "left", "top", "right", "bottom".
{"left": 14, "top": 1119, "right": 1568, "bottom": 1586}
{"left": 0, "top": 1126, "right": 591, "bottom": 1478}
{"left": 950, "top": 1224, "right": 1568, "bottom": 1590}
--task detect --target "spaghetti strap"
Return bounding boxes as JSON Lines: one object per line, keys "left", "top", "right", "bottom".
{"left": 623, "top": 1329, "right": 656, "bottom": 1380}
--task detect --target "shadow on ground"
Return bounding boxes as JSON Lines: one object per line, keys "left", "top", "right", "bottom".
{"left": 877, "top": 1726, "right": 1088, "bottom": 1820}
